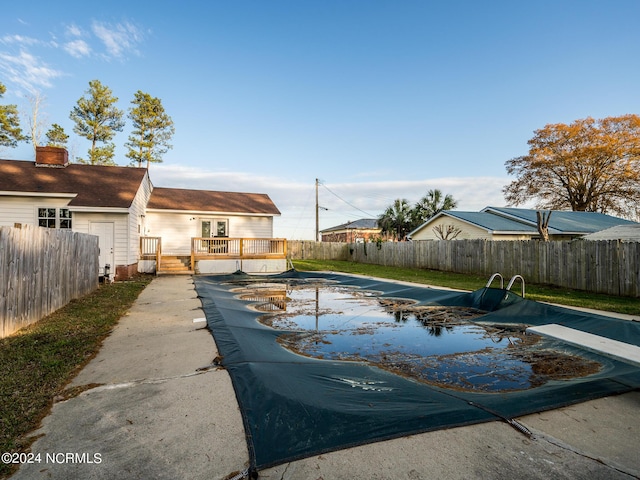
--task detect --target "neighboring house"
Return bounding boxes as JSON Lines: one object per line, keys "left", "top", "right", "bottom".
{"left": 581, "top": 224, "right": 640, "bottom": 241}
{"left": 321, "top": 218, "right": 389, "bottom": 243}
{"left": 409, "top": 206, "right": 638, "bottom": 241}
{"left": 0, "top": 147, "right": 284, "bottom": 279}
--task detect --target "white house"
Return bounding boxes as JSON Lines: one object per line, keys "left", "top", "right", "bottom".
{"left": 0, "top": 147, "right": 284, "bottom": 279}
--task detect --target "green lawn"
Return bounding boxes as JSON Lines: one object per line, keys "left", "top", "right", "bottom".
{"left": 292, "top": 259, "right": 640, "bottom": 316}
{"left": 0, "top": 276, "right": 152, "bottom": 479}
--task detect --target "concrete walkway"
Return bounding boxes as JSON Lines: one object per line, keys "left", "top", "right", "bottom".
{"left": 11, "top": 276, "right": 640, "bottom": 480}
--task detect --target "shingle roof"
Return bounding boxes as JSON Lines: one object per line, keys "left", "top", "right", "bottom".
{"left": 0, "top": 159, "right": 148, "bottom": 208}
{"left": 321, "top": 218, "right": 379, "bottom": 233}
{"left": 147, "top": 187, "right": 281, "bottom": 215}
{"left": 0, "top": 159, "right": 281, "bottom": 216}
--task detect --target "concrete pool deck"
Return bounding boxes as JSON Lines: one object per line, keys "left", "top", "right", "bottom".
{"left": 11, "top": 275, "right": 640, "bottom": 480}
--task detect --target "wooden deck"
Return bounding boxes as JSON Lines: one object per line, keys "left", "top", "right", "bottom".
{"left": 140, "top": 237, "right": 287, "bottom": 275}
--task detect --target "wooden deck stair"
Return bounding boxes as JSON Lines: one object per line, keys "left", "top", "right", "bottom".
{"left": 157, "top": 255, "right": 194, "bottom": 275}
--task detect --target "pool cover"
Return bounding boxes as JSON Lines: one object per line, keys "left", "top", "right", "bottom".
{"left": 194, "top": 270, "right": 640, "bottom": 473}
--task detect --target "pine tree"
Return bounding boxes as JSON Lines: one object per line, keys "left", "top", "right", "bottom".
{"left": 125, "top": 91, "right": 174, "bottom": 168}
{"left": 45, "top": 123, "right": 69, "bottom": 147}
{"left": 70, "top": 80, "right": 124, "bottom": 165}
{"left": 0, "top": 82, "right": 25, "bottom": 148}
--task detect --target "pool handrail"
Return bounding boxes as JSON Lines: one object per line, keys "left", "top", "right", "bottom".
{"left": 506, "top": 274, "right": 526, "bottom": 298}
{"left": 486, "top": 273, "right": 504, "bottom": 289}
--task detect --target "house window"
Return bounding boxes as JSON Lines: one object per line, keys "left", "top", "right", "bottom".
{"left": 59, "top": 208, "right": 72, "bottom": 229}
{"left": 38, "top": 207, "right": 72, "bottom": 229}
{"left": 216, "top": 220, "right": 227, "bottom": 237}
{"left": 200, "top": 219, "right": 228, "bottom": 237}
{"left": 38, "top": 208, "right": 56, "bottom": 228}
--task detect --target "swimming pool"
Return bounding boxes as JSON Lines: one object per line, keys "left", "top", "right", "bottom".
{"left": 235, "top": 282, "right": 600, "bottom": 393}
{"left": 195, "top": 270, "right": 640, "bottom": 472}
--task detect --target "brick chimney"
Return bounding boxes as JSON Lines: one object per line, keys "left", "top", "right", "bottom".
{"left": 35, "top": 146, "right": 69, "bottom": 167}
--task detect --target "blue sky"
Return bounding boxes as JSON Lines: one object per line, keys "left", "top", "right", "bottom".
{"left": 2, "top": 1, "right": 639, "bottom": 238}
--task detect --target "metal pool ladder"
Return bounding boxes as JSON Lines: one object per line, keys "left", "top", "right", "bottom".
{"left": 486, "top": 273, "right": 526, "bottom": 298}
{"left": 506, "top": 274, "right": 526, "bottom": 298}
{"left": 485, "top": 273, "right": 504, "bottom": 289}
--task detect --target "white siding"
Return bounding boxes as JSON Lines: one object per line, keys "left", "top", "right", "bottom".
{"left": 73, "top": 212, "right": 130, "bottom": 268}
{"left": 145, "top": 211, "right": 276, "bottom": 255}
{"left": 126, "top": 173, "right": 152, "bottom": 265}
{"left": 229, "top": 216, "right": 273, "bottom": 238}
{"left": 145, "top": 212, "right": 197, "bottom": 254}
{"left": 0, "top": 195, "right": 139, "bottom": 271}
{"left": 411, "top": 217, "right": 534, "bottom": 241}
{"left": 412, "top": 217, "right": 493, "bottom": 240}
{"left": 0, "top": 196, "right": 72, "bottom": 227}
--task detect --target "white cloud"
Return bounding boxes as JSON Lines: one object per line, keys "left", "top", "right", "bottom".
{"left": 0, "top": 18, "right": 147, "bottom": 93}
{"left": 0, "top": 34, "right": 40, "bottom": 46}
{"left": 91, "top": 21, "right": 144, "bottom": 58}
{"left": 64, "top": 39, "right": 91, "bottom": 58}
{"left": 149, "top": 164, "right": 514, "bottom": 239}
{"left": 0, "top": 50, "right": 64, "bottom": 94}
{"left": 65, "top": 24, "right": 83, "bottom": 37}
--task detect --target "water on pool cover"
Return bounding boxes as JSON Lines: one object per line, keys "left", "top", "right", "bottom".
{"left": 234, "top": 282, "right": 601, "bottom": 393}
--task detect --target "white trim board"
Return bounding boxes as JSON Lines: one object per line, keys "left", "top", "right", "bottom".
{"left": 526, "top": 323, "right": 640, "bottom": 367}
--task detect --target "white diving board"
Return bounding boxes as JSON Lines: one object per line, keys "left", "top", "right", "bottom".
{"left": 526, "top": 323, "right": 640, "bottom": 368}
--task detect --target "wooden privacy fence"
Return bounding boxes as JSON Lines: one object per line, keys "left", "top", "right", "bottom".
{"left": 0, "top": 225, "right": 99, "bottom": 338}
{"left": 288, "top": 239, "right": 640, "bottom": 297}
{"left": 288, "top": 240, "right": 350, "bottom": 261}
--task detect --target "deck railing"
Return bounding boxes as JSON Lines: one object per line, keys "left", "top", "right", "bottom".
{"left": 140, "top": 236, "right": 162, "bottom": 269}
{"left": 140, "top": 236, "right": 286, "bottom": 267}
{"left": 192, "top": 237, "right": 286, "bottom": 271}
{"left": 191, "top": 237, "right": 287, "bottom": 259}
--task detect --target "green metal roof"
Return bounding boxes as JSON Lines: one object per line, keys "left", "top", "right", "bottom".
{"left": 484, "top": 207, "right": 637, "bottom": 234}
{"left": 444, "top": 211, "right": 536, "bottom": 233}
{"left": 409, "top": 207, "right": 638, "bottom": 238}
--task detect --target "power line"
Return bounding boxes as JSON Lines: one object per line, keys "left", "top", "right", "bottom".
{"left": 320, "top": 182, "right": 377, "bottom": 218}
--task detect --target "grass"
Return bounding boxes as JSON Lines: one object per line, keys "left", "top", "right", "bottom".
{"left": 292, "top": 259, "right": 640, "bottom": 316}
{"left": 0, "top": 276, "right": 152, "bottom": 479}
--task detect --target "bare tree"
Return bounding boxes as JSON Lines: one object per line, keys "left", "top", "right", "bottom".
{"left": 433, "top": 224, "right": 462, "bottom": 240}
{"left": 25, "top": 91, "right": 48, "bottom": 156}
{"left": 536, "top": 210, "right": 552, "bottom": 241}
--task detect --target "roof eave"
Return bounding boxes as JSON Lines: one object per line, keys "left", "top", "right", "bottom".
{"left": 0, "top": 191, "right": 77, "bottom": 199}
{"left": 145, "top": 208, "right": 279, "bottom": 217}
{"left": 69, "top": 206, "right": 131, "bottom": 213}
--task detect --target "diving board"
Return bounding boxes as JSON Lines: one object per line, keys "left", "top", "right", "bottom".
{"left": 526, "top": 323, "right": 640, "bottom": 367}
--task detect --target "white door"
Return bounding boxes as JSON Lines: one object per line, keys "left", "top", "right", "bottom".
{"left": 90, "top": 222, "right": 115, "bottom": 275}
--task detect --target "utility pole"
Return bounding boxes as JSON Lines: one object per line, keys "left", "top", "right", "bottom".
{"left": 315, "top": 178, "right": 319, "bottom": 242}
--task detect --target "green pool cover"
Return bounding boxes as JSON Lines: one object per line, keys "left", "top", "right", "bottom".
{"left": 194, "top": 270, "right": 640, "bottom": 473}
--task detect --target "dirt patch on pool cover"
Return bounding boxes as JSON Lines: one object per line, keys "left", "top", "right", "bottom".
{"left": 238, "top": 284, "right": 601, "bottom": 393}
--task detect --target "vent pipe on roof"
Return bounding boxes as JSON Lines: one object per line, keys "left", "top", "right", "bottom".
{"left": 35, "top": 146, "right": 69, "bottom": 167}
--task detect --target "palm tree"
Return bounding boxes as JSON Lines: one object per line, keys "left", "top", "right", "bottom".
{"left": 378, "top": 199, "right": 413, "bottom": 241}
{"left": 412, "top": 189, "right": 458, "bottom": 226}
